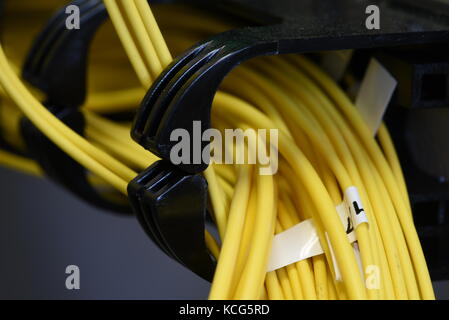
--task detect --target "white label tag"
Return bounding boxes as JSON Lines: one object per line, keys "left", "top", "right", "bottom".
{"left": 267, "top": 219, "right": 322, "bottom": 272}
{"left": 267, "top": 197, "right": 358, "bottom": 272}
{"left": 353, "top": 242, "right": 365, "bottom": 283}
{"left": 327, "top": 202, "right": 363, "bottom": 281}
{"left": 267, "top": 186, "right": 367, "bottom": 273}
{"left": 325, "top": 232, "right": 341, "bottom": 280}
{"left": 329, "top": 188, "right": 367, "bottom": 280}
{"left": 345, "top": 186, "right": 368, "bottom": 228}
{"left": 336, "top": 202, "right": 356, "bottom": 243}
{"left": 325, "top": 235, "right": 364, "bottom": 282}
{"left": 321, "top": 50, "right": 354, "bottom": 81}
{"left": 355, "top": 58, "right": 397, "bottom": 135}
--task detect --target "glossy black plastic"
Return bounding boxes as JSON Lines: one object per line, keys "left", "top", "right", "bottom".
{"left": 128, "top": 160, "right": 216, "bottom": 281}
{"left": 19, "top": 0, "right": 130, "bottom": 213}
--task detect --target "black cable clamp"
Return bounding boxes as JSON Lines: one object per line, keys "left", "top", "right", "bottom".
{"left": 20, "top": 0, "right": 218, "bottom": 281}
{"left": 19, "top": 0, "right": 130, "bottom": 213}
{"left": 128, "top": 160, "right": 215, "bottom": 281}
{"left": 129, "top": 0, "right": 449, "bottom": 280}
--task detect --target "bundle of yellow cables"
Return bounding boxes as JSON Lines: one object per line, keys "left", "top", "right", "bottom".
{"left": 0, "top": 0, "right": 434, "bottom": 300}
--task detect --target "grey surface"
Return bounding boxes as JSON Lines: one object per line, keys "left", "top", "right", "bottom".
{"left": 433, "top": 281, "right": 449, "bottom": 300}
{"left": 0, "top": 166, "right": 448, "bottom": 299}
{"left": 0, "top": 167, "right": 210, "bottom": 299}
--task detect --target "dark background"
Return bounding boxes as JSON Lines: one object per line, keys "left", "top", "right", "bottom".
{"left": 0, "top": 166, "right": 448, "bottom": 299}
{"left": 0, "top": 167, "right": 210, "bottom": 299}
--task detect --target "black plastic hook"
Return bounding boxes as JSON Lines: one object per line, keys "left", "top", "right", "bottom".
{"left": 23, "top": 0, "right": 108, "bottom": 108}
{"left": 20, "top": 0, "right": 217, "bottom": 280}
{"left": 19, "top": 0, "right": 129, "bottom": 213}
{"left": 128, "top": 160, "right": 216, "bottom": 281}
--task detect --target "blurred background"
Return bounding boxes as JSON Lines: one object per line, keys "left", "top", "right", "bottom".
{"left": 0, "top": 167, "right": 210, "bottom": 299}
{"left": 0, "top": 166, "right": 448, "bottom": 299}
{"left": 1, "top": 0, "right": 449, "bottom": 300}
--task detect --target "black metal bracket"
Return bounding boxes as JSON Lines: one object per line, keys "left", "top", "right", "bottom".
{"left": 132, "top": 0, "right": 449, "bottom": 174}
